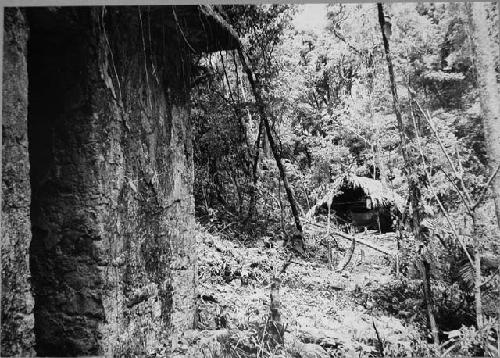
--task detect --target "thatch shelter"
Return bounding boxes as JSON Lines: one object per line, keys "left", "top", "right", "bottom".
{"left": 307, "top": 175, "right": 404, "bottom": 233}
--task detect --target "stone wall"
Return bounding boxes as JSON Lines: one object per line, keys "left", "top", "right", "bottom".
{"left": 2, "top": 6, "right": 236, "bottom": 356}
{"left": 1, "top": 8, "right": 35, "bottom": 357}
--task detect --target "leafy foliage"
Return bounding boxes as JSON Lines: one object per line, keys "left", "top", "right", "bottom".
{"left": 189, "top": 4, "right": 500, "bottom": 357}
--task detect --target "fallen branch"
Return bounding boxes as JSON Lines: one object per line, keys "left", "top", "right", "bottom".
{"left": 302, "top": 218, "right": 395, "bottom": 257}
{"left": 331, "top": 230, "right": 394, "bottom": 257}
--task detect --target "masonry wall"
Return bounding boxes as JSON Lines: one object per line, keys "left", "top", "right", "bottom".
{"left": 2, "top": 6, "right": 204, "bottom": 356}
{"left": 1, "top": 8, "right": 35, "bottom": 357}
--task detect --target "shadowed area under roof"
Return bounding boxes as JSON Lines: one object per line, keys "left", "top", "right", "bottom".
{"left": 307, "top": 174, "right": 405, "bottom": 219}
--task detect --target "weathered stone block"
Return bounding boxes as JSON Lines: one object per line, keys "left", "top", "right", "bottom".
{"left": 2, "top": 6, "right": 236, "bottom": 356}
{"left": 1, "top": 8, "right": 35, "bottom": 357}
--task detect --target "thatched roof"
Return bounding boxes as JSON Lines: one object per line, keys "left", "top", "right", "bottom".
{"left": 306, "top": 174, "right": 405, "bottom": 218}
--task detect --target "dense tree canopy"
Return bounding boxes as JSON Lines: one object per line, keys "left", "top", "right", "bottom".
{"left": 190, "top": 3, "right": 500, "bottom": 356}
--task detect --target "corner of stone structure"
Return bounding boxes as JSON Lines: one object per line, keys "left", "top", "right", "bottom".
{"left": 2, "top": 5, "right": 239, "bottom": 356}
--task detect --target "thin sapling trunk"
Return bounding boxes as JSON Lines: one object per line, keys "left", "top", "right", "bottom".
{"left": 377, "top": 3, "right": 439, "bottom": 345}
{"left": 237, "top": 46, "right": 305, "bottom": 251}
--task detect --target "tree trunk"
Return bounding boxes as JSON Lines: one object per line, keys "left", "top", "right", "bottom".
{"left": 377, "top": 3, "right": 439, "bottom": 345}
{"left": 327, "top": 202, "right": 333, "bottom": 269}
{"left": 469, "top": 3, "right": 500, "bottom": 343}
{"left": 237, "top": 46, "right": 305, "bottom": 249}
{"left": 497, "top": 3, "right": 500, "bottom": 353}
{"left": 473, "top": 246, "right": 484, "bottom": 328}
{"left": 422, "top": 259, "right": 440, "bottom": 344}
{"left": 470, "top": 2, "right": 500, "bottom": 230}
{"left": 470, "top": 210, "right": 485, "bottom": 330}
{"left": 267, "top": 275, "right": 284, "bottom": 346}
{"left": 246, "top": 118, "right": 264, "bottom": 223}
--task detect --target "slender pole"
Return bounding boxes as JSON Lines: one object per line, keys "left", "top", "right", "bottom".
{"left": 377, "top": 3, "right": 439, "bottom": 345}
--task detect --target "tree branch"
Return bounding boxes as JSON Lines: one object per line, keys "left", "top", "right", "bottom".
{"left": 472, "top": 164, "right": 500, "bottom": 210}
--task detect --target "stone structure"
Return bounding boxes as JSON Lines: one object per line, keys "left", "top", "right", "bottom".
{"left": 2, "top": 8, "right": 35, "bottom": 356}
{"left": 1, "top": 6, "right": 237, "bottom": 356}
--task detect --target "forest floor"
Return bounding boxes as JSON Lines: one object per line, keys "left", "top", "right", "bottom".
{"left": 172, "top": 224, "right": 430, "bottom": 358}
